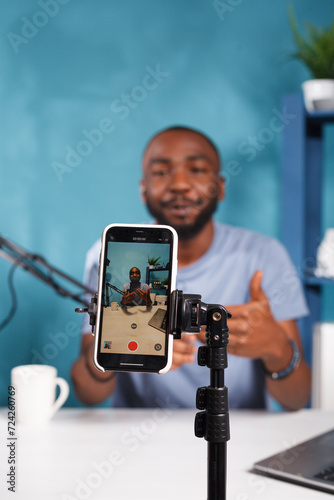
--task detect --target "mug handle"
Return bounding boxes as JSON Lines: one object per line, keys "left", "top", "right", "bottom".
{"left": 51, "top": 377, "right": 70, "bottom": 416}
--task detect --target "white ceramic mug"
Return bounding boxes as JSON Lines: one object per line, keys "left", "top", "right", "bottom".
{"left": 11, "top": 365, "right": 69, "bottom": 426}
{"left": 156, "top": 295, "right": 167, "bottom": 305}
{"left": 150, "top": 292, "right": 156, "bottom": 305}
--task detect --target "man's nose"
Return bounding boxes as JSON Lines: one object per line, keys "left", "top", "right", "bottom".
{"left": 169, "top": 166, "right": 191, "bottom": 192}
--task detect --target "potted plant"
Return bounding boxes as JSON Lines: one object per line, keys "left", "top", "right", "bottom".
{"left": 288, "top": 4, "right": 334, "bottom": 112}
{"left": 147, "top": 255, "right": 161, "bottom": 269}
{"left": 162, "top": 277, "right": 169, "bottom": 289}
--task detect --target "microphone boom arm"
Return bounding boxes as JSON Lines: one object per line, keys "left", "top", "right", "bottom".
{"left": 0, "top": 234, "right": 94, "bottom": 306}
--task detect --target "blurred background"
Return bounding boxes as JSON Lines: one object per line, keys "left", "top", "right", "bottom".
{"left": 1, "top": 0, "right": 333, "bottom": 406}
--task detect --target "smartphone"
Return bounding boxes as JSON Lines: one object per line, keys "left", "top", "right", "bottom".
{"left": 93, "top": 224, "right": 178, "bottom": 374}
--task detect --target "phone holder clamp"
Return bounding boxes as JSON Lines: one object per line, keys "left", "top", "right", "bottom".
{"left": 75, "top": 294, "right": 98, "bottom": 329}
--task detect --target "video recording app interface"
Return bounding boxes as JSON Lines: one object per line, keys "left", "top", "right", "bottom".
{"left": 100, "top": 239, "right": 171, "bottom": 357}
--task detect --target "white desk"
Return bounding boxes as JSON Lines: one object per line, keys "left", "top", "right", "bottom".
{"left": 0, "top": 408, "right": 333, "bottom": 499}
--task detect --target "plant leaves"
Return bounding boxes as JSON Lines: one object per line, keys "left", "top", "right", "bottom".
{"left": 288, "top": 3, "right": 334, "bottom": 79}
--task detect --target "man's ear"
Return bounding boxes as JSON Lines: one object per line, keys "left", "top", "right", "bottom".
{"left": 139, "top": 179, "right": 147, "bottom": 203}
{"left": 218, "top": 175, "right": 225, "bottom": 202}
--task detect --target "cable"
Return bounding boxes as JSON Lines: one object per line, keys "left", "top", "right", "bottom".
{"left": 0, "top": 262, "right": 19, "bottom": 332}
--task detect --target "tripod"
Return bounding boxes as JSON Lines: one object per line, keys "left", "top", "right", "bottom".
{"left": 170, "top": 291, "right": 231, "bottom": 500}
{"left": 78, "top": 290, "right": 231, "bottom": 500}
{"left": 195, "top": 304, "right": 230, "bottom": 500}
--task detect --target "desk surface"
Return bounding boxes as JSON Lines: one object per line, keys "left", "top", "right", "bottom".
{"left": 0, "top": 408, "right": 333, "bottom": 499}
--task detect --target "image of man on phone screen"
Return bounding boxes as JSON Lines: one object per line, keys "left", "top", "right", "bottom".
{"left": 121, "top": 267, "right": 152, "bottom": 307}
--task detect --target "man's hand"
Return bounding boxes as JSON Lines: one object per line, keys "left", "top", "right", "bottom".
{"left": 170, "top": 334, "right": 197, "bottom": 370}
{"left": 121, "top": 291, "right": 136, "bottom": 305}
{"left": 136, "top": 287, "right": 152, "bottom": 305}
{"left": 225, "top": 270, "right": 288, "bottom": 363}
{"left": 197, "top": 270, "right": 311, "bottom": 410}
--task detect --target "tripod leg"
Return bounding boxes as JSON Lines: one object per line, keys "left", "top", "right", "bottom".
{"left": 208, "top": 442, "right": 227, "bottom": 500}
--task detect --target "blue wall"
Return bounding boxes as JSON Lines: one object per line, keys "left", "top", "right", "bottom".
{"left": 105, "top": 241, "right": 171, "bottom": 304}
{"left": 1, "top": 0, "right": 333, "bottom": 406}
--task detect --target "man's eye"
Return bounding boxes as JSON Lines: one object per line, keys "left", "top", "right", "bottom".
{"left": 151, "top": 167, "right": 170, "bottom": 177}
{"left": 189, "top": 166, "right": 208, "bottom": 174}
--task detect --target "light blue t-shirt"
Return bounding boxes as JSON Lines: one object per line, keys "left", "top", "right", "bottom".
{"left": 122, "top": 282, "right": 150, "bottom": 306}
{"left": 82, "top": 222, "right": 308, "bottom": 409}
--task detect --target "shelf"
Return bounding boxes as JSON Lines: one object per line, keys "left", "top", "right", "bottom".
{"left": 281, "top": 93, "right": 334, "bottom": 364}
{"left": 145, "top": 266, "right": 169, "bottom": 291}
{"left": 147, "top": 266, "right": 169, "bottom": 272}
{"left": 305, "top": 110, "right": 334, "bottom": 124}
{"left": 304, "top": 274, "right": 334, "bottom": 286}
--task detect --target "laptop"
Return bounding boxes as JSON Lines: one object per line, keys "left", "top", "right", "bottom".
{"left": 253, "top": 428, "right": 334, "bottom": 494}
{"left": 148, "top": 308, "right": 167, "bottom": 332}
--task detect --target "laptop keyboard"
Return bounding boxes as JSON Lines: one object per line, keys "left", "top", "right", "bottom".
{"left": 314, "top": 464, "right": 334, "bottom": 483}
{"left": 161, "top": 312, "right": 167, "bottom": 330}
{"left": 148, "top": 308, "right": 167, "bottom": 332}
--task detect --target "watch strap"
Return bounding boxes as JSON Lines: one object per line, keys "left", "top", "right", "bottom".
{"left": 263, "top": 339, "right": 300, "bottom": 380}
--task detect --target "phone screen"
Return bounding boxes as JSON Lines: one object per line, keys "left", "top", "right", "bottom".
{"left": 95, "top": 224, "right": 177, "bottom": 373}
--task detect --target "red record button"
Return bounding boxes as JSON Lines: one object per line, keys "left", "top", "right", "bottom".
{"left": 128, "top": 341, "right": 138, "bottom": 352}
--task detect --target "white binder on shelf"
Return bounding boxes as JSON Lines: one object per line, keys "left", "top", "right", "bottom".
{"left": 312, "top": 322, "right": 334, "bottom": 410}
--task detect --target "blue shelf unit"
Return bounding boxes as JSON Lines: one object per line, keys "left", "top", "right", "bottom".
{"left": 281, "top": 93, "right": 334, "bottom": 364}
{"left": 145, "top": 266, "right": 169, "bottom": 296}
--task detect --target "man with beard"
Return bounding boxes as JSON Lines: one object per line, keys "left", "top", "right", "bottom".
{"left": 121, "top": 267, "right": 152, "bottom": 307}
{"left": 71, "top": 126, "right": 311, "bottom": 410}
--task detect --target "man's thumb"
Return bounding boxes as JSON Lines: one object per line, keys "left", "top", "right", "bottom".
{"left": 249, "top": 270, "right": 265, "bottom": 301}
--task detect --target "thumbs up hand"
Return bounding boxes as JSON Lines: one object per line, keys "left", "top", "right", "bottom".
{"left": 249, "top": 270, "right": 267, "bottom": 303}
{"left": 226, "top": 270, "right": 285, "bottom": 360}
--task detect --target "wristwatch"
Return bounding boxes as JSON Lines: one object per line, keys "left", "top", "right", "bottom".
{"left": 263, "top": 339, "right": 300, "bottom": 380}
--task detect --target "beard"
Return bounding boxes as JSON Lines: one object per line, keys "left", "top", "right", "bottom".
{"left": 145, "top": 195, "right": 218, "bottom": 241}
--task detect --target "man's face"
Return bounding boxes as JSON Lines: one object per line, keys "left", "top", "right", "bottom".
{"left": 129, "top": 267, "right": 141, "bottom": 282}
{"left": 140, "top": 130, "right": 224, "bottom": 240}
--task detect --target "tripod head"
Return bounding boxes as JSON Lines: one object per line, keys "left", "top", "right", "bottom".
{"left": 170, "top": 289, "right": 231, "bottom": 341}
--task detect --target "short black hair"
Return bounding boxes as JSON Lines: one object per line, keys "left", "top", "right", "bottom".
{"left": 143, "top": 125, "right": 221, "bottom": 168}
